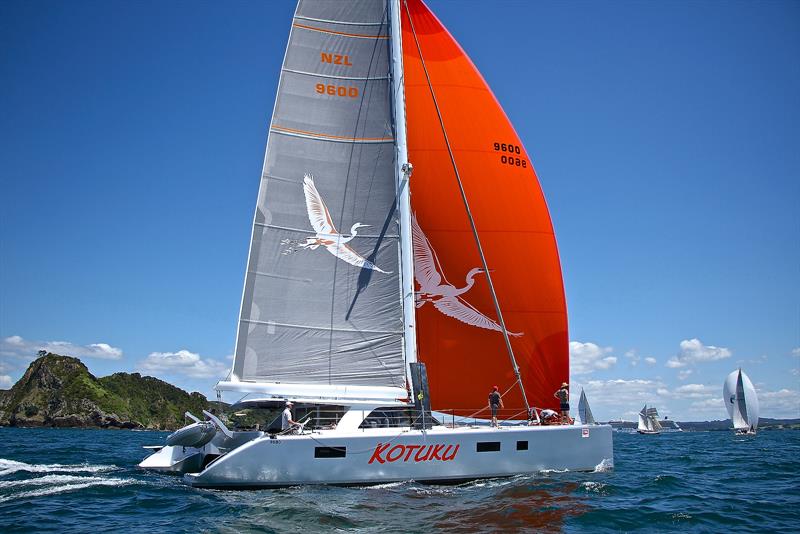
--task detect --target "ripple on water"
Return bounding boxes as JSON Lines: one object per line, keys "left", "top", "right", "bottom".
{"left": 0, "top": 428, "right": 799, "bottom": 533}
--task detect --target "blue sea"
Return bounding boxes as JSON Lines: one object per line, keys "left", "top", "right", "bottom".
{"left": 1, "top": 427, "right": 798, "bottom": 533}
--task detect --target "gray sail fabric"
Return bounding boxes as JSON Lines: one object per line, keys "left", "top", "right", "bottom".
{"left": 233, "top": 0, "right": 404, "bottom": 388}
{"left": 578, "top": 389, "right": 595, "bottom": 425}
{"left": 735, "top": 371, "right": 749, "bottom": 425}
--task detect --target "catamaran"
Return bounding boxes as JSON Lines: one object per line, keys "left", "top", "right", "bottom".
{"left": 723, "top": 368, "right": 759, "bottom": 435}
{"left": 637, "top": 405, "right": 661, "bottom": 435}
{"left": 140, "top": 0, "right": 613, "bottom": 488}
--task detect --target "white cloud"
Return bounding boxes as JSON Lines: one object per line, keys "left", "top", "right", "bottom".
{"left": 691, "top": 397, "right": 723, "bottom": 411}
{"left": 674, "top": 384, "right": 717, "bottom": 398}
{"left": 624, "top": 350, "right": 640, "bottom": 366}
{"left": 1, "top": 335, "right": 123, "bottom": 360}
{"left": 0, "top": 375, "right": 13, "bottom": 389}
{"left": 569, "top": 341, "right": 617, "bottom": 375}
{"left": 644, "top": 357, "right": 657, "bottom": 365}
{"left": 571, "top": 378, "right": 666, "bottom": 418}
{"left": 792, "top": 348, "right": 800, "bottom": 357}
{"left": 678, "top": 369, "right": 693, "bottom": 380}
{"left": 758, "top": 389, "right": 800, "bottom": 418}
{"left": 666, "top": 338, "right": 731, "bottom": 368}
{"left": 138, "top": 350, "right": 228, "bottom": 379}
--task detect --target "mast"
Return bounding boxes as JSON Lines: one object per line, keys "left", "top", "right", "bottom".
{"left": 389, "top": 0, "right": 418, "bottom": 385}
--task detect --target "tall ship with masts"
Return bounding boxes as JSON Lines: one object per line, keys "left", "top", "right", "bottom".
{"left": 140, "top": 0, "right": 613, "bottom": 487}
{"left": 637, "top": 405, "right": 662, "bottom": 435}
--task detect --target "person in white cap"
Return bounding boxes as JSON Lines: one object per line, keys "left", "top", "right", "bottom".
{"left": 281, "top": 401, "right": 300, "bottom": 434}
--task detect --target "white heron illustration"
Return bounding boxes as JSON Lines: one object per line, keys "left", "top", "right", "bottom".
{"left": 283, "top": 174, "right": 389, "bottom": 273}
{"left": 412, "top": 214, "right": 522, "bottom": 336}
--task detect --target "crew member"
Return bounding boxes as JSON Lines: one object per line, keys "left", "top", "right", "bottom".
{"left": 282, "top": 401, "right": 300, "bottom": 434}
{"left": 488, "top": 385, "right": 503, "bottom": 428}
{"left": 554, "top": 382, "right": 570, "bottom": 423}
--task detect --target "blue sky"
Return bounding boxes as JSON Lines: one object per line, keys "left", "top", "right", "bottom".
{"left": 1, "top": 1, "right": 798, "bottom": 421}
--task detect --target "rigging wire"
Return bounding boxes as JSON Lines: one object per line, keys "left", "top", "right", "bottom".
{"left": 402, "top": 0, "right": 530, "bottom": 415}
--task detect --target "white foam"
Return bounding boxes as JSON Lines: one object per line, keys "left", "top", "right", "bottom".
{"left": 362, "top": 481, "right": 407, "bottom": 490}
{"left": 581, "top": 481, "right": 606, "bottom": 493}
{"left": 539, "top": 468, "right": 570, "bottom": 474}
{"left": 0, "top": 474, "right": 109, "bottom": 489}
{"left": 593, "top": 458, "right": 614, "bottom": 472}
{"left": 0, "top": 476, "right": 134, "bottom": 503}
{"left": 0, "top": 458, "right": 116, "bottom": 477}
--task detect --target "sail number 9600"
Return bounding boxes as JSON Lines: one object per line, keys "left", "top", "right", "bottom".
{"left": 315, "top": 83, "right": 359, "bottom": 98}
{"left": 492, "top": 142, "right": 527, "bottom": 168}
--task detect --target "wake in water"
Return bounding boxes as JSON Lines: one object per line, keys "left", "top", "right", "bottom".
{"left": 0, "top": 458, "right": 117, "bottom": 476}
{"left": 0, "top": 458, "right": 138, "bottom": 504}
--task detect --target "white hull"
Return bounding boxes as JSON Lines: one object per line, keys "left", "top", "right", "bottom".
{"left": 180, "top": 424, "right": 613, "bottom": 488}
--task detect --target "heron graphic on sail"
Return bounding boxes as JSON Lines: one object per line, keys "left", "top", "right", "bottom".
{"left": 412, "top": 214, "right": 521, "bottom": 336}
{"left": 280, "top": 174, "right": 390, "bottom": 274}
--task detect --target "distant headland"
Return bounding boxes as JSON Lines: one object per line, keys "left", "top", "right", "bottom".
{"left": 1, "top": 353, "right": 797, "bottom": 432}
{"left": 0, "top": 353, "right": 223, "bottom": 430}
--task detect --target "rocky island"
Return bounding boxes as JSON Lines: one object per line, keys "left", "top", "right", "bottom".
{"left": 0, "top": 353, "right": 221, "bottom": 430}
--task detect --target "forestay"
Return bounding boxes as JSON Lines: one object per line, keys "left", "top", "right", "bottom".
{"left": 230, "top": 0, "right": 405, "bottom": 391}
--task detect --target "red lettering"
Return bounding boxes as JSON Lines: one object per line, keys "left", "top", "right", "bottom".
{"left": 404, "top": 444, "right": 421, "bottom": 462}
{"left": 386, "top": 445, "right": 405, "bottom": 463}
{"left": 442, "top": 444, "right": 459, "bottom": 461}
{"left": 430, "top": 444, "right": 445, "bottom": 461}
{"left": 344, "top": 55, "right": 352, "bottom": 66}
{"left": 368, "top": 443, "right": 390, "bottom": 464}
{"left": 320, "top": 52, "right": 332, "bottom": 64}
{"left": 414, "top": 445, "right": 432, "bottom": 462}
{"left": 334, "top": 54, "right": 343, "bottom": 65}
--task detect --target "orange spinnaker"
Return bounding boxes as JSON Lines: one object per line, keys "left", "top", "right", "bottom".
{"left": 402, "top": 0, "right": 568, "bottom": 417}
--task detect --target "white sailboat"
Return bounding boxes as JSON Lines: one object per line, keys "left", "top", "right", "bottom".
{"left": 139, "top": 0, "right": 613, "bottom": 488}
{"left": 637, "top": 405, "right": 661, "bottom": 435}
{"left": 723, "top": 368, "right": 759, "bottom": 435}
{"left": 575, "top": 388, "right": 596, "bottom": 426}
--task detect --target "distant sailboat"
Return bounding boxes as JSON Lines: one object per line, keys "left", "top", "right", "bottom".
{"left": 637, "top": 405, "right": 661, "bottom": 435}
{"left": 575, "top": 388, "right": 596, "bottom": 425}
{"left": 723, "top": 368, "right": 759, "bottom": 435}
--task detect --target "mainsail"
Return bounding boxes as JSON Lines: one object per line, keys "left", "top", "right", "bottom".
{"left": 723, "top": 369, "right": 759, "bottom": 431}
{"left": 637, "top": 406, "right": 650, "bottom": 432}
{"left": 227, "top": 0, "right": 406, "bottom": 396}
{"left": 401, "top": 0, "right": 568, "bottom": 415}
{"left": 577, "top": 388, "right": 596, "bottom": 425}
{"left": 647, "top": 407, "right": 662, "bottom": 431}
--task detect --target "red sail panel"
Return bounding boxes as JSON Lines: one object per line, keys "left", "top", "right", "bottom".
{"left": 401, "top": 0, "right": 568, "bottom": 417}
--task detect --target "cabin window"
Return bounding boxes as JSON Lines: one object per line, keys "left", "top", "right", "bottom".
{"left": 476, "top": 442, "right": 501, "bottom": 452}
{"left": 516, "top": 440, "right": 528, "bottom": 451}
{"left": 314, "top": 446, "right": 346, "bottom": 458}
{"left": 358, "top": 407, "right": 440, "bottom": 429}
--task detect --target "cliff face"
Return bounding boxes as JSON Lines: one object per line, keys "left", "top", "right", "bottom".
{"left": 0, "top": 353, "right": 217, "bottom": 430}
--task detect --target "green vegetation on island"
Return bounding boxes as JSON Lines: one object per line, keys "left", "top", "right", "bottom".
{"left": 0, "top": 353, "right": 223, "bottom": 430}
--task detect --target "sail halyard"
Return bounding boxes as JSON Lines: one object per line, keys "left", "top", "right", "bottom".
{"left": 219, "top": 0, "right": 407, "bottom": 401}
{"left": 401, "top": 0, "right": 529, "bottom": 414}
{"left": 388, "top": 0, "right": 418, "bottom": 389}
